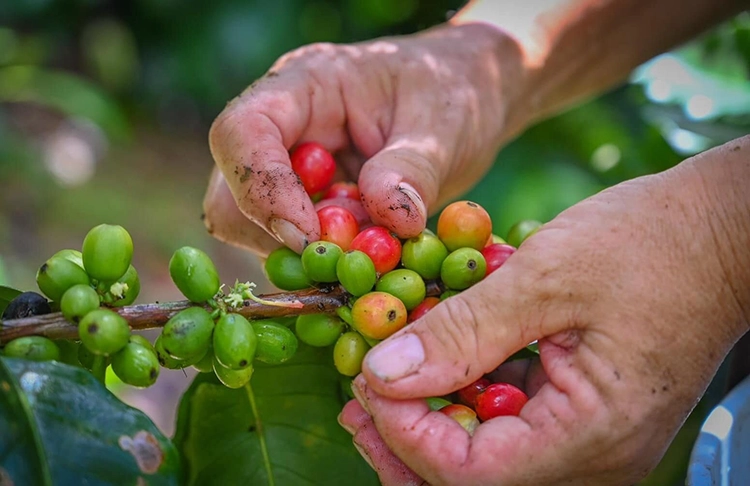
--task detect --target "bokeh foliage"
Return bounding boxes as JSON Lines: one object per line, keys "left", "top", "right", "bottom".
{"left": 1, "top": 1, "right": 749, "bottom": 484}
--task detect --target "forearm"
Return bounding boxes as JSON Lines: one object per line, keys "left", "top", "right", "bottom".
{"left": 452, "top": 0, "right": 749, "bottom": 124}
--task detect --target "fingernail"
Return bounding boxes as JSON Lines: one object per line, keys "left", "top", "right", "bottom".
{"left": 365, "top": 333, "right": 425, "bottom": 382}
{"left": 397, "top": 182, "right": 427, "bottom": 220}
{"left": 352, "top": 441, "right": 376, "bottom": 470}
{"left": 269, "top": 218, "right": 308, "bottom": 253}
{"left": 351, "top": 378, "right": 372, "bottom": 415}
{"left": 337, "top": 412, "right": 357, "bottom": 435}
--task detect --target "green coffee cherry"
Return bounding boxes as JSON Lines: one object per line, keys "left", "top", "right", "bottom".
{"left": 426, "top": 397, "right": 451, "bottom": 411}
{"left": 108, "top": 265, "right": 140, "bottom": 307}
{"left": 335, "top": 306, "right": 354, "bottom": 326}
{"left": 77, "top": 342, "right": 102, "bottom": 370}
{"left": 2, "top": 336, "right": 60, "bottom": 362}
{"left": 333, "top": 332, "right": 369, "bottom": 377}
{"left": 82, "top": 224, "right": 134, "bottom": 282}
{"left": 128, "top": 334, "right": 154, "bottom": 351}
{"left": 401, "top": 232, "right": 449, "bottom": 280}
{"left": 440, "top": 289, "right": 461, "bottom": 301}
{"left": 264, "top": 247, "right": 313, "bottom": 291}
{"left": 36, "top": 256, "right": 91, "bottom": 302}
{"left": 111, "top": 342, "right": 160, "bottom": 388}
{"left": 506, "top": 220, "right": 542, "bottom": 248}
{"left": 51, "top": 249, "right": 84, "bottom": 269}
{"left": 336, "top": 250, "right": 377, "bottom": 297}
{"left": 168, "top": 247, "right": 220, "bottom": 303}
{"left": 193, "top": 345, "right": 215, "bottom": 373}
{"left": 252, "top": 320, "right": 298, "bottom": 364}
{"left": 78, "top": 308, "right": 130, "bottom": 356}
{"left": 295, "top": 314, "right": 345, "bottom": 347}
{"left": 161, "top": 306, "right": 214, "bottom": 360}
{"left": 301, "top": 241, "right": 343, "bottom": 283}
{"left": 440, "top": 248, "right": 487, "bottom": 290}
{"left": 60, "top": 284, "right": 100, "bottom": 323}
{"left": 375, "top": 269, "right": 426, "bottom": 310}
{"left": 154, "top": 334, "right": 200, "bottom": 369}
{"left": 213, "top": 313, "right": 257, "bottom": 370}
{"left": 213, "top": 356, "right": 254, "bottom": 389}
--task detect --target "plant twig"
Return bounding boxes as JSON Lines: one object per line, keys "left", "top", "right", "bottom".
{"left": 0, "top": 281, "right": 444, "bottom": 345}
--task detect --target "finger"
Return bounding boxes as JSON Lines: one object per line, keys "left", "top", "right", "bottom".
{"left": 208, "top": 66, "right": 349, "bottom": 253}
{"left": 202, "top": 168, "right": 282, "bottom": 258}
{"left": 360, "top": 251, "right": 556, "bottom": 398}
{"left": 524, "top": 357, "right": 549, "bottom": 398}
{"left": 338, "top": 399, "right": 371, "bottom": 435}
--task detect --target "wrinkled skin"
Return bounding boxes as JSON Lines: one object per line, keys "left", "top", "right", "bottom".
{"left": 204, "top": 18, "right": 750, "bottom": 486}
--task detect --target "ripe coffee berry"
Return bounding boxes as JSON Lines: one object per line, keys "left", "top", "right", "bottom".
{"left": 323, "top": 181, "right": 360, "bottom": 201}
{"left": 2, "top": 291, "right": 51, "bottom": 320}
{"left": 481, "top": 243, "right": 516, "bottom": 277}
{"left": 457, "top": 377, "right": 491, "bottom": 408}
{"left": 439, "top": 404, "right": 480, "bottom": 436}
{"left": 351, "top": 291, "right": 407, "bottom": 340}
{"left": 437, "top": 201, "right": 492, "bottom": 252}
{"left": 475, "top": 383, "right": 529, "bottom": 421}
{"left": 349, "top": 226, "right": 402, "bottom": 275}
{"left": 317, "top": 206, "right": 359, "bottom": 251}
{"left": 290, "top": 142, "right": 336, "bottom": 195}
{"left": 408, "top": 296, "right": 440, "bottom": 323}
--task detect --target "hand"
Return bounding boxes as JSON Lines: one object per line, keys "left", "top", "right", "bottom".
{"left": 203, "top": 22, "right": 527, "bottom": 256}
{"left": 339, "top": 141, "right": 750, "bottom": 485}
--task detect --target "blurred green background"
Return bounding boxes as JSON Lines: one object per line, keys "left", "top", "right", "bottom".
{"left": 1, "top": 1, "right": 749, "bottom": 484}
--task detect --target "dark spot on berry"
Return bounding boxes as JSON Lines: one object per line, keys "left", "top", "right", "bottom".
{"left": 467, "top": 202, "right": 477, "bottom": 208}
{"left": 39, "top": 263, "right": 48, "bottom": 274}
{"left": 467, "top": 259, "right": 477, "bottom": 270}
{"left": 88, "top": 323, "right": 99, "bottom": 334}
{"left": 315, "top": 245, "right": 326, "bottom": 255}
{"left": 387, "top": 310, "right": 397, "bottom": 321}
{"left": 149, "top": 368, "right": 157, "bottom": 379}
{"left": 239, "top": 359, "right": 248, "bottom": 367}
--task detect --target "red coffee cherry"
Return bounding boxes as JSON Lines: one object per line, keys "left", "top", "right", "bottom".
{"left": 457, "top": 377, "right": 491, "bottom": 408}
{"left": 437, "top": 201, "right": 492, "bottom": 252}
{"left": 407, "top": 296, "right": 440, "bottom": 323}
{"left": 318, "top": 205, "right": 359, "bottom": 251}
{"left": 290, "top": 142, "right": 336, "bottom": 195}
{"left": 323, "top": 181, "right": 360, "bottom": 201}
{"left": 349, "top": 226, "right": 402, "bottom": 275}
{"left": 481, "top": 243, "right": 516, "bottom": 277}
{"left": 475, "top": 383, "right": 529, "bottom": 421}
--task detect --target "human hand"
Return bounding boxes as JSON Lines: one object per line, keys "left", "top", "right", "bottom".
{"left": 339, "top": 140, "right": 750, "bottom": 485}
{"left": 203, "top": 22, "right": 527, "bottom": 257}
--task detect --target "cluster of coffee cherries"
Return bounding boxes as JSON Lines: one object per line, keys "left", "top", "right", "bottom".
{"left": 267, "top": 142, "right": 542, "bottom": 430}
{"left": 1, "top": 224, "right": 154, "bottom": 386}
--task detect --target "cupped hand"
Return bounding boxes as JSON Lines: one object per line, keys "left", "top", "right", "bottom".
{"left": 203, "top": 22, "right": 526, "bottom": 256}
{"left": 340, "top": 143, "right": 750, "bottom": 485}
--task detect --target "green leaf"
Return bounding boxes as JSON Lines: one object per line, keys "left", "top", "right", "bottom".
{"left": 175, "top": 344, "right": 378, "bottom": 486}
{"left": 0, "top": 357, "right": 181, "bottom": 485}
{"left": 0, "top": 286, "right": 22, "bottom": 316}
{"left": 0, "top": 358, "right": 52, "bottom": 486}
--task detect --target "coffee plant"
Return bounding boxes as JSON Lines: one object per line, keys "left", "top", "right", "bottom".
{"left": 0, "top": 143, "right": 542, "bottom": 485}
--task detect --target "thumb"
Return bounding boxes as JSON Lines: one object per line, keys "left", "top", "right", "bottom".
{"left": 357, "top": 141, "right": 441, "bottom": 239}
{"left": 360, "top": 256, "right": 547, "bottom": 398}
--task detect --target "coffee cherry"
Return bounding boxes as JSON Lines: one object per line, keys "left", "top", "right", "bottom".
{"left": 2, "top": 336, "right": 60, "bottom": 361}
{"left": 78, "top": 308, "right": 130, "bottom": 356}
{"left": 252, "top": 320, "right": 298, "bottom": 364}
{"left": 51, "top": 249, "right": 84, "bottom": 268}
{"left": 333, "top": 331, "right": 369, "bottom": 377}
{"left": 425, "top": 397, "right": 451, "bottom": 411}
{"left": 128, "top": 334, "right": 154, "bottom": 351}
{"left": 336, "top": 250, "right": 377, "bottom": 297}
{"left": 111, "top": 342, "right": 160, "bottom": 388}
{"left": 437, "top": 201, "right": 492, "bottom": 252}
{"left": 440, "top": 290, "right": 461, "bottom": 301}
{"left": 82, "top": 224, "right": 134, "bottom": 282}
{"left": 109, "top": 265, "right": 141, "bottom": 307}
{"left": 295, "top": 313, "right": 345, "bottom": 347}
{"left": 290, "top": 142, "right": 336, "bottom": 195}
{"left": 323, "top": 181, "right": 360, "bottom": 201}
{"left": 351, "top": 291, "right": 408, "bottom": 340}
{"left": 169, "top": 246, "right": 220, "bottom": 303}
{"left": 213, "top": 313, "right": 257, "bottom": 370}
{"left": 36, "top": 255, "right": 91, "bottom": 302}
{"left": 506, "top": 220, "right": 542, "bottom": 248}
{"left": 154, "top": 334, "right": 204, "bottom": 369}
{"left": 475, "top": 383, "right": 529, "bottom": 421}
{"left": 481, "top": 243, "right": 516, "bottom": 277}
{"left": 376, "top": 269, "right": 426, "bottom": 311}
{"left": 316, "top": 197, "right": 372, "bottom": 228}
{"left": 77, "top": 343, "right": 102, "bottom": 370}
{"left": 264, "top": 247, "right": 313, "bottom": 291}
{"left": 457, "top": 377, "right": 491, "bottom": 408}
{"left": 301, "top": 241, "right": 344, "bottom": 283}
{"left": 213, "top": 356, "right": 254, "bottom": 389}
{"left": 407, "top": 296, "right": 440, "bottom": 323}
{"left": 161, "top": 307, "right": 214, "bottom": 360}
{"left": 486, "top": 234, "right": 507, "bottom": 246}
{"left": 61, "top": 284, "right": 100, "bottom": 323}
{"left": 193, "top": 345, "right": 215, "bottom": 373}
{"left": 440, "top": 248, "right": 486, "bottom": 290}
{"left": 439, "top": 404, "right": 480, "bottom": 435}
{"left": 318, "top": 206, "right": 359, "bottom": 251}
{"left": 401, "top": 232, "right": 449, "bottom": 280}
{"left": 2, "top": 292, "right": 51, "bottom": 320}
{"left": 349, "top": 226, "right": 402, "bottom": 275}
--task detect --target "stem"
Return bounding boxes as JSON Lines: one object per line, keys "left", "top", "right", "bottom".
{"left": 0, "top": 281, "right": 445, "bottom": 345}
{"left": 91, "top": 356, "right": 107, "bottom": 385}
